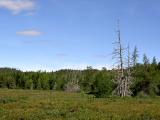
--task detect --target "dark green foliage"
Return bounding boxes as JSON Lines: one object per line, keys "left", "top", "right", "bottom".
{"left": 25, "top": 79, "right": 33, "bottom": 90}
{"left": 152, "top": 56, "right": 157, "bottom": 66}
{"left": 131, "top": 62, "right": 160, "bottom": 96}
{"left": 0, "top": 68, "right": 115, "bottom": 97}
{"left": 143, "top": 54, "right": 150, "bottom": 65}
{"left": 91, "top": 70, "right": 114, "bottom": 97}
{"left": 1, "top": 55, "right": 160, "bottom": 98}
{"left": 80, "top": 68, "right": 98, "bottom": 93}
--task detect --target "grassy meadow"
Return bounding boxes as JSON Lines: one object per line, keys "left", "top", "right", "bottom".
{"left": 0, "top": 89, "right": 160, "bottom": 120}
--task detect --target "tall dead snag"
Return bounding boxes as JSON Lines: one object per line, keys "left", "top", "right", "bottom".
{"left": 125, "top": 44, "right": 133, "bottom": 96}
{"left": 112, "top": 22, "right": 132, "bottom": 97}
{"left": 112, "top": 22, "right": 125, "bottom": 97}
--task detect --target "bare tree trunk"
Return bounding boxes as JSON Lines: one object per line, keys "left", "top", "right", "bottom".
{"left": 112, "top": 22, "right": 124, "bottom": 97}
{"left": 112, "top": 21, "right": 132, "bottom": 97}
{"left": 126, "top": 44, "right": 132, "bottom": 96}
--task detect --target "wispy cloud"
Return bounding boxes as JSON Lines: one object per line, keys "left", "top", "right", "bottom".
{"left": 0, "top": 0, "right": 36, "bottom": 15}
{"left": 56, "top": 53, "right": 68, "bottom": 57}
{"left": 16, "top": 30, "right": 42, "bottom": 36}
{"left": 94, "top": 54, "right": 108, "bottom": 59}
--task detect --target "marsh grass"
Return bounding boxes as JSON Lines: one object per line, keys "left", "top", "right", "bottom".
{"left": 0, "top": 89, "right": 160, "bottom": 120}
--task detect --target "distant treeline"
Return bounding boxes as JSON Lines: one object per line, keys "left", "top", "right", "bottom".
{"left": 1, "top": 56, "right": 160, "bottom": 97}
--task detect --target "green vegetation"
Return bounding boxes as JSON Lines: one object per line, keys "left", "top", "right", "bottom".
{"left": 0, "top": 89, "right": 160, "bottom": 120}
{"left": 0, "top": 55, "right": 160, "bottom": 97}
{"left": 0, "top": 48, "right": 160, "bottom": 119}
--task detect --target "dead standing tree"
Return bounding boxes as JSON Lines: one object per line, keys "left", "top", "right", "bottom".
{"left": 125, "top": 44, "right": 133, "bottom": 96}
{"left": 64, "top": 71, "right": 80, "bottom": 92}
{"left": 112, "top": 22, "right": 132, "bottom": 97}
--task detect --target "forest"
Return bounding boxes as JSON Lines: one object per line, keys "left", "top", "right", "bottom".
{"left": 0, "top": 52, "right": 160, "bottom": 98}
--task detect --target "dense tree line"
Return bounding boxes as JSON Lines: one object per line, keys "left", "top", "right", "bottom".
{"left": 0, "top": 55, "right": 160, "bottom": 97}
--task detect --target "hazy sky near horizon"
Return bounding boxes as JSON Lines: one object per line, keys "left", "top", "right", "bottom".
{"left": 0, "top": 0, "right": 160, "bottom": 71}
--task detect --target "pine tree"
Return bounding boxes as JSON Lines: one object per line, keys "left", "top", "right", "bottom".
{"left": 143, "top": 54, "right": 150, "bottom": 65}
{"left": 132, "top": 46, "right": 138, "bottom": 66}
{"left": 152, "top": 56, "right": 157, "bottom": 65}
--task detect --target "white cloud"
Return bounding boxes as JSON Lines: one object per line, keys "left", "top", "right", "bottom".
{"left": 16, "top": 30, "right": 42, "bottom": 36}
{"left": 0, "top": 0, "right": 35, "bottom": 14}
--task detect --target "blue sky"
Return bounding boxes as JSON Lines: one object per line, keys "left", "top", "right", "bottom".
{"left": 0, "top": 0, "right": 160, "bottom": 71}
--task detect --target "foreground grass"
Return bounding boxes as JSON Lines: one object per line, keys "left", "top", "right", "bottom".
{"left": 0, "top": 90, "right": 160, "bottom": 120}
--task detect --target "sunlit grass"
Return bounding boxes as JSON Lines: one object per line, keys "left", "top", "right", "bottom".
{"left": 0, "top": 89, "right": 160, "bottom": 120}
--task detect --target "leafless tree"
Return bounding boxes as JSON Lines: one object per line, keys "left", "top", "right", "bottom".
{"left": 64, "top": 71, "right": 80, "bottom": 92}
{"left": 112, "top": 21, "right": 132, "bottom": 97}
{"left": 125, "top": 44, "right": 133, "bottom": 96}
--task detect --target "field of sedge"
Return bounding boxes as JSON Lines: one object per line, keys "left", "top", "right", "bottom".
{"left": 0, "top": 89, "right": 160, "bottom": 120}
